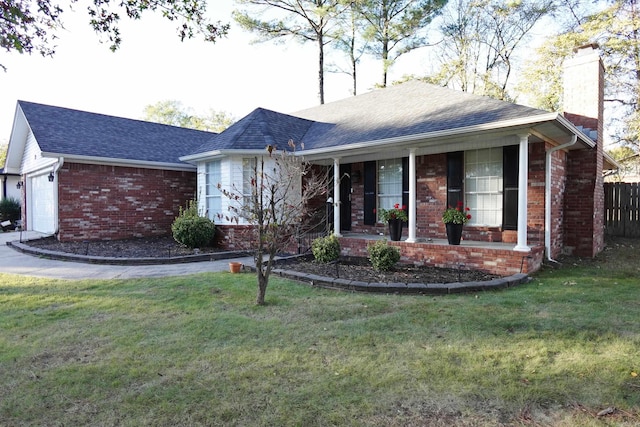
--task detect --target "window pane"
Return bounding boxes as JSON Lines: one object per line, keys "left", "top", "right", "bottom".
{"left": 465, "top": 148, "right": 503, "bottom": 226}
{"left": 205, "top": 160, "right": 222, "bottom": 221}
{"left": 377, "top": 158, "right": 403, "bottom": 220}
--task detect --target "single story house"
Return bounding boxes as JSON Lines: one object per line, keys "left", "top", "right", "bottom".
{"left": 3, "top": 102, "right": 215, "bottom": 240}
{"left": 4, "top": 44, "right": 616, "bottom": 276}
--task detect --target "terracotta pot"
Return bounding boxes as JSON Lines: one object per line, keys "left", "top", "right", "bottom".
{"left": 229, "top": 262, "right": 242, "bottom": 273}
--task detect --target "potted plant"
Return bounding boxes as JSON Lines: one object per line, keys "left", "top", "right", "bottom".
{"left": 442, "top": 201, "right": 471, "bottom": 245}
{"left": 378, "top": 203, "right": 408, "bottom": 241}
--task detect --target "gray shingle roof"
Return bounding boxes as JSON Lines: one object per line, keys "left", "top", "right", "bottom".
{"left": 293, "top": 80, "right": 551, "bottom": 149}
{"left": 190, "top": 107, "right": 316, "bottom": 155}
{"left": 190, "top": 81, "right": 551, "bottom": 158}
{"left": 19, "top": 101, "right": 216, "bottom": 165}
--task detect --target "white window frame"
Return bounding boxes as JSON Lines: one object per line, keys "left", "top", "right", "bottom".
{"left": 242, "top": 157, "right": 257, "bottom": 210}
{"left": 205, "top": 160, "right": 222, "bottom": 222}
{"left": 464, "top": 148, "right": 503, "bottom": 226}
{"left": 377, "top": 158, "right": 403, "bottom": 222}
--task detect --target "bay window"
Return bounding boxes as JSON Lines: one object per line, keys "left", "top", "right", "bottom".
{"left": 205, "top": 160, "right": 222, "bottom": 221}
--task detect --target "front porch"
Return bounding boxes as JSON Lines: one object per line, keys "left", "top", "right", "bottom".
{"left": 337, "top": 233, "right": 545, "bottom": 276}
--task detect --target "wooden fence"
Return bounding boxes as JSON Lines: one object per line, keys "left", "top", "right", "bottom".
{"left": 604, "top": 182, "right": 640, "bottom": 237}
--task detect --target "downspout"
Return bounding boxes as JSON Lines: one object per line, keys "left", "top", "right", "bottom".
{"left": 52, "top": 157, "right": 64, "bottom": 175}
{"left": 545, "top": 136, "right": 576, "bottom": 263}
{"left": 53, "top": 157, "right": 64, "bottom": 236}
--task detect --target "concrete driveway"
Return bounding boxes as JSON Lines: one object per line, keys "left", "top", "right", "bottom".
{"left": 0, "top": 231, "right": 255, "bottom": 280}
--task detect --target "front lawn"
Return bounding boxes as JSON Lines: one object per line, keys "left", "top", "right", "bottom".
{"left": 1, "top": 238, "right": 639, "bottom": 426}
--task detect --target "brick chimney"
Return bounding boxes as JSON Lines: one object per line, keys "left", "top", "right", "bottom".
{"left": 562, "top": 43, "right": 605, "bottom": 258}
{"left": 562, "top": 43, "right": 604, "bottom": 140}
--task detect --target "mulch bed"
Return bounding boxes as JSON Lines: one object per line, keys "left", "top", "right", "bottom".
{"left": 278, "top": 258, "right": 501, "bottom": 284}
{"left": 24, "top": 236, "right": 222, "bottom": 258}
{"left": 23, "top": 236, "right": 502, "bottom": 283}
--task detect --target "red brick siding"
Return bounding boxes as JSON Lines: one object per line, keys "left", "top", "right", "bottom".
{"left": 345, "top": 151, "right": 547, "bottom": 245}
{"left": 548, "top": 143, "right": 568, "bottom": 259}
{"left": 564, "top": 148, "right": 603, "bottom": 257}
{"left": 57, "top": 163, "right": 196, "bottom": 241}
{"left": 339, "top": 237, "right": 545, "bottom": 276}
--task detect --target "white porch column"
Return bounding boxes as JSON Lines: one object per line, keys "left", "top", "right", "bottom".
{"left": 406, "top": 148, "right": 417, "bottom": 243}
{"left": 333, "top": 158, "right": 342, "bottom": 237}
{"left": 514, "top": 134, "right": 531, "bottom": 252}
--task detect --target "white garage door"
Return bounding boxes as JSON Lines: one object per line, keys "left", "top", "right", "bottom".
{"left": 29, "top": 174, "right": 56, "bottom": 234}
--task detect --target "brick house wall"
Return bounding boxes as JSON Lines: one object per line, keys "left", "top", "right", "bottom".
{"left": 344, "top": 150, "right": 549, "bottom": 246}
{"left": 339, "top": 238, "right": 545, "bottom": 276}
{"left": 57, "top": 162, "right": 196, "bottom": 241}
{"left": 548, "top": 143, "right": 568, "bottom": 259}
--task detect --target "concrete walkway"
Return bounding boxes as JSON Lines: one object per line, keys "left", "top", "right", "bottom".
{"left": 0, "top": 231, "right": 255, "bottom": 280}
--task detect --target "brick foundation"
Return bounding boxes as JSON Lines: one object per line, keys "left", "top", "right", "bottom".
{"left": 339, "top": 237, "right": 544, "bottom": 276}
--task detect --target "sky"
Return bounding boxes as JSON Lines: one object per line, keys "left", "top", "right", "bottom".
{"left": 0, "top": 1, "right": 428, "bottom": 143}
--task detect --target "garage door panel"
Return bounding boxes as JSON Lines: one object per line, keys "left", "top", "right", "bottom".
{"left": 30, "top": 174, "right": 55, "bottom": 234}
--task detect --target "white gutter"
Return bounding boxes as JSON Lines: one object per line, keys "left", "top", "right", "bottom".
{"left": 545, "top": 135, "right": 577, "bottom": 262}
{"left": 40, "top": 152, "right": 196, "bottom": 172}
{"left": 300, "top": 112, "right": 562, "bottom": 157}
{"left": 53, "top": 156, "right": 64, "bottom": 175}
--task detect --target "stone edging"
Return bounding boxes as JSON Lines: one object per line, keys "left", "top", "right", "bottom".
{"left": 250, "top": 255, "right": 531, "bottom": 295}
{"left": 6, "top": 240, "right": 249, "bottom": 266}
{"left": 7, "top": 240, "right": 530, "bottom": 294}
{"left": 271, "top": 268, "right": 529, "bottom": 294}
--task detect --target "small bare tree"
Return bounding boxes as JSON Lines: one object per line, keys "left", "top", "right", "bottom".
{"left": 219, "top": 141, "right": 328, "bottom": 305}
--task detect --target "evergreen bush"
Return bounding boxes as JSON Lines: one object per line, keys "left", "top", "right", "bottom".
{"left": 0, "top": 197, "right": 21, "bottom": 222}
{"left": 171, "top": 200, "right": 215, "bottom": 249}
{"left": 367, "top": 239, "right": 400, "bottom": 271}
{"left": 311, "top": 234, "right": 341, "bottom": 263}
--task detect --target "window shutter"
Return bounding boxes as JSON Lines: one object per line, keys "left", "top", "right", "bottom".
{"left": 402, "top": 157, "right": 409, "bottom": 222}
{"left": 363, "top": 161, "right": 376, "bottom": 225}
{"left": 503, "top": 145, "right": 519, "bottom": 230}
{"left": 447, "top": 152, "right": 464, "bottom": 208}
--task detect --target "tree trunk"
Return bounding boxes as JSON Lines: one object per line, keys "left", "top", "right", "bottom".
{"left": 318, "top": 32, "right": 325, "bottom": 104}
{"left": 256, "top": 270, "right": 268, "bottom": 305}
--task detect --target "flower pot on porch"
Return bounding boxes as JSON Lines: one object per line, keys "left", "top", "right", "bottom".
{"left": 388, "top": 218, "right": 404, "bottom": 241}
{"left": 445, "top": 223, "right": 463, "bottom": 245}
{"left": 229, "top": 262, "right": 242, "bottom": 273}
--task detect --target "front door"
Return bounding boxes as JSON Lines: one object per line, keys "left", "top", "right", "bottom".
{"left": 340, "top": 164, "right": 352, "bottom": 232}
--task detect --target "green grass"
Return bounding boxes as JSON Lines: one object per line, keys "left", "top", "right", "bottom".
{"left": 1, "top": 241, "right": 640, "bottom": 426}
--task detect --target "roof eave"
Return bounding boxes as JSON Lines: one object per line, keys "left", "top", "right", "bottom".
{"left": 301, "top": 112, "right": 563, "bottom": 158}
{"left": 40, "top": 152, "right": 196, "bottom": 172}
{"left": 552, "top": 114, "right": 596, "bottom": 148}
{"left": 180, "top": 149, "right": 269, "bottom": 163}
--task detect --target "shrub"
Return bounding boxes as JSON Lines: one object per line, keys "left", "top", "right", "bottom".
{"left": 0, "top": 197, "right": 21, "bottom": 222}
{"left": 367, "top": 239, "right": 400, "bottom": 271}
{"left": 171, "top": 201, "right": 215, "bottom": 249}
{"left": 311, "top": 234, "right": 341, "bottom": 263}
